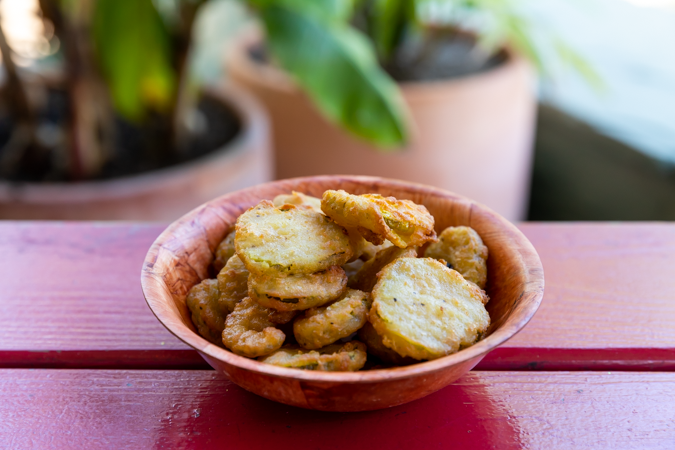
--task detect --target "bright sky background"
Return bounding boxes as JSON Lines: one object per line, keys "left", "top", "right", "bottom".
{"left": 623, "top": 0, "right": 675, "bottom": 6}
{"left": 533, "top": 0, "right": 675, "bottom": 163}
{"left": 0, "top": 0, "right": 49, "bottom": 64}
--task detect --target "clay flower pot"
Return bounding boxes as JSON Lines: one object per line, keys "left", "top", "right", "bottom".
{"left": 0, "top": 86, "right": 272, "bottom": 221}
{"left": 141, "top": 175, "right": 544, "bottom": 412}
{"left": 228, "top": 32, "right": 537, "bottom": 222}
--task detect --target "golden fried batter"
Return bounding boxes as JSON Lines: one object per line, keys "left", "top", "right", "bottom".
{"left": 321, "top": 190, "right": 436, "bottom": 248}
{"left": 294, "top": 289, "right": 371, "bottom": 349}
{"left": 357, "top": 322, "right": 417, "bottom": 366}
{"left": 370, "top": 258, "right": 490, "bottom": 360}
{"left": 273, "top": 191, "right": 323, "bottom": 214}
{"left": 424, "top": 226, "right": 488, "bottom": 289}
{"left": 217, "top": 254, "right": 249, "bottom": 314}
{"left": 258, "top": 341, "right": 367, "bottom": 371}
{"left": 248, "top": 265, "right": 347, "bottom": 311}
{"left": 212, "top": 230, "right": 236, "bottom": 273}
{"left": 221, "top": 297, "right": 296, "bottom": 358}
{"left": 349, "top": 245, "right": 418, "bottom": 292}
{"left": 186, "top": 279, "right": 226, "bottom": 346}
{"left": 235, "top": 200, "right": 353, "bottom": 276}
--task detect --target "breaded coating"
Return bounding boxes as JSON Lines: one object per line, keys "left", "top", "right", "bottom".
{"left": 321, "top": 190, "right": 436, "bottom": 248}
{"left": 217, "top": 254, "right": 249, "bottom": 314}
{"left": 258, "top": 341, "right": 367, "bottom": 371}
{"left": 424, "top": 226, "right": 488, "bottom": 289}
{"left": 349, "top": 245, "right": 418, "bottom": 292}
{"left": 357, "top": 322, "right": 417, "bottom": 366}
{"left": 221, "top": 297, "right": 296, "bottom": 358}
{"left": 273, "top": 191, "right": 323, "bottom": 214}
{"left": 248, "top": 265, "right": 348, "bottom": 311}
{"left": 186, "top": 279, "right": 226, "bottom": 346}
{"left": 212, "top": 230, "right": 236, "bottom": 273}
{"left": 235, "top": 200, "right": 353, "bottom": 276}
{"left": 294, "top": 289, "right": 372, "bottom": 349}
{"left": 370, "top": 258, "right": 490, "bottom": 360}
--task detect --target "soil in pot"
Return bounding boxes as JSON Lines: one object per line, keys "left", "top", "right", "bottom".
{"left": 0, "top": 88, "right": 241, "bottom": 183}
{"left": 249, "top": 29, "right": 508, "bottom": 83}
{"left": 383, "top": 31, "right": 508, "bottom": 82}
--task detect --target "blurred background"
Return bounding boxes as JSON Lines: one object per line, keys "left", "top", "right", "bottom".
{"left": 0, "top": 0, "right": 673, "bottom": 221}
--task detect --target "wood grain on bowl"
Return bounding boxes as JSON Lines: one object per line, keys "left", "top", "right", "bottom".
{"left": 141, "top": 176, "right": 544, "bottom": 411}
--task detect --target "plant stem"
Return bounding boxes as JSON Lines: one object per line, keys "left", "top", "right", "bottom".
{"left": 39, "top": 0, "right": 113, "bottom": 180}
{"left": 0, "top": 20, "right": 33, "bottom": 121}
{"left": 170, "top": 0, "right": 207, "bottom": 154}
{"left": 0, "top": 17, "right": 35, "bottom": 177}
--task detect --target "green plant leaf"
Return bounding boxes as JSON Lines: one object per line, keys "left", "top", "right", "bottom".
{"left": 92, "top": 0, "right": 176, "bottom": 121}
{"left": 250, "top": 0, "right": 354, "bottom": 22}
{"left": 261, "top": 3, "right": 409, "bottom": 148}
{"left": 553, "top": 38, "right": 604, "bottom": 92}
{"left": 370, "top": 0, "right": 409, "bottom": 61}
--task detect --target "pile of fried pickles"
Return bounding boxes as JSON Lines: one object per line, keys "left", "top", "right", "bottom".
{"left": 186, "top": 190, "right": 491, "bottom": 371}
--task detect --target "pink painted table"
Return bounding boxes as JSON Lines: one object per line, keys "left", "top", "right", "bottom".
{"left": 1, "top": 222, "right": 674, "bottom": 448}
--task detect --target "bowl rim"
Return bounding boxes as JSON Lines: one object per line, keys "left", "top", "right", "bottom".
{"left": 141, "top": 175, "right": 544, "bottom": 382}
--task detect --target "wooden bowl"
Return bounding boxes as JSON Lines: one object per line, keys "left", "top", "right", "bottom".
{"left": 141, "top": 176, "right": 544, "bottom": 412}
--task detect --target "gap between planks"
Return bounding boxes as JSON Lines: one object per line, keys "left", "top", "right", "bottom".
{"left": 3, "top": 347, "right": 675, "bottom": 372}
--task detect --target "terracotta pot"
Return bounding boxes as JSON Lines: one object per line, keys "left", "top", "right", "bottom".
{"left": 0, "top": 86, "right": 272, "bottom": 220}
{"left": 228, "top": 32, "right": 537, "bottom": 221}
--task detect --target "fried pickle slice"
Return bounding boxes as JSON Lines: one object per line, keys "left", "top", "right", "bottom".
{"left": 294, "top": 289, "right": 371, "bottom": 349}
{"left": 212, "top": 230, "right": 236, "bottom": 273}
{"left": 321, "top": 190, "right": 436, "bottom": 248}
{"left": 370, "top": 258, "right": 490, "bottom": 360}
{"left": 235, "top": 200, "right": 353, "bottom": 275}
{"left": 248, "top": 265, "right": 348, "bottom": 311}
{"left": 273, "top": 191, "right": 323, "bottom": 214}
{"left": 217, "top": 254, "right": 249, "bottom": 314}
{"left": 221, "top": 297, "right": 296, "bottom": 358}
{"left": 186, "top": 279, "right": 226, "bottom": 346}
{"left": 357, "top": 322, "right": 417, "bottom": 366}
{"left": 258, "top": 341, "right": 367, "bottom": 371}
{"left": 349, "top": 245, "right": 418, "bottom": 292}
{"left": 424, "top": 226, "right": 488, "bottom": 289}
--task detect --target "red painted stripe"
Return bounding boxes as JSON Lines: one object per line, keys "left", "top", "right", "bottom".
{"left": 5, "top": 347, "right": 674, "bottom": 372}
{"left": 477, "top": 347, "right": 675, "bottom": 371}
{"left": 0, "top": 350, "right": 207, "bottom": 370}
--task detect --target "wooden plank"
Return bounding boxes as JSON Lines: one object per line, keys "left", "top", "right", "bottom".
{"left": 1, "top": 222, "right": 674, "bottom": 370}
{"left": 0, "top": 222, "right": 203, "bottom": 369}
{"left": 481, "top": 223, "right": 675, "bottom": 370}
{"left": 0, "top": 369, "right": 673, "bottom": 449}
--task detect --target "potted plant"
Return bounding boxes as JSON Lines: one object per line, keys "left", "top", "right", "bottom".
{"left": 0, "top": 0, "right": 271, "bottom": 220}
{"left": 228, "top": 0, "right": 590, "bottom": 221}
